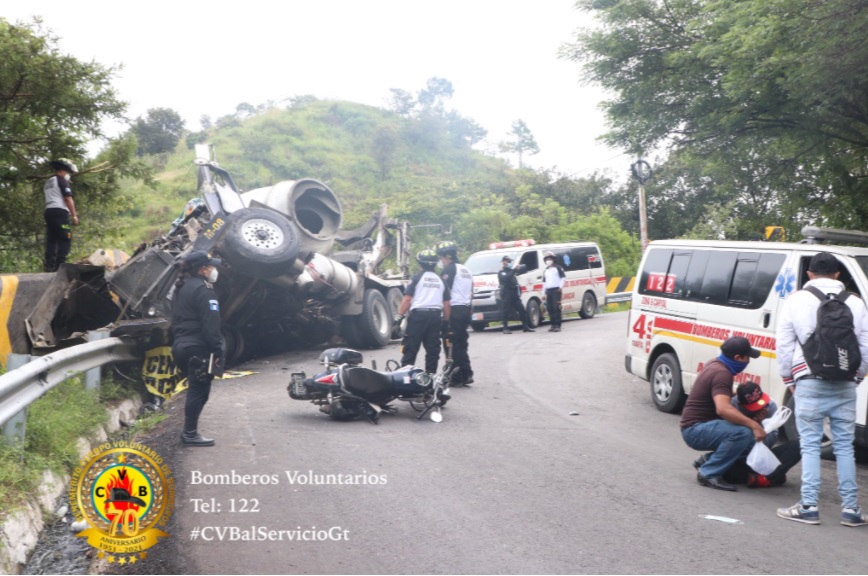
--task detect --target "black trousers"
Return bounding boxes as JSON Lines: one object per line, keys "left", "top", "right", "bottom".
{"left": 401, "top": 309, "right": 442, "bottom": 374}
{"left": 500, "top": 295, "right": 528, "bottom": 328}
{"left": 449, "top": 305, "right": 472, "bottom": 381}
{"left": 545, "top": 288, "right": 563, "bottom": 328}
{"left": 723, "top": 439, "right": 801, "bottom": 485}
{"left": 173, "top": 344, "right": 214, "bottom": 433}
{"left": 44, "top": 208, "right": 72, "bottom": 272}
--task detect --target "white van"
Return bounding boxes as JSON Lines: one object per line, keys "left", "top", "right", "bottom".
{"left": 464, "top": 240, "right": 607, "bottom": 331}
{"left": 625, "top": 227, "right": 868, "bottom": 447}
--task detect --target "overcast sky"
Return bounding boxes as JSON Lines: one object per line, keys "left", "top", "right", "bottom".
{"left": 6, "top": 0, "right": 633, "bottom": 180}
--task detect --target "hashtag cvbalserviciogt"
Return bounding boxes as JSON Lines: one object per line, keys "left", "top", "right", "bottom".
{"left": 192, "top": 526, "right": 350, "bottom": 542}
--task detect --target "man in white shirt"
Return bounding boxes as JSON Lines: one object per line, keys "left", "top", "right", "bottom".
{"left": 776, "top": 252, "right": 868, "bottom": 526}
{"left": 542, "top": 251, "right": 565, "bottom": 332}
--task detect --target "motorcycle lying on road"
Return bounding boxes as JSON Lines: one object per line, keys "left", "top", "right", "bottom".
{"left": 288, "top": 347, "right": 454, "bottom": 423}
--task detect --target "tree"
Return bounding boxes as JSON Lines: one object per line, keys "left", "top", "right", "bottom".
{"left": 499, "top": 119, "right": 540, "bottom": 168}
{"left": 388, "top": 88, "right": 415, "bottom": 116}
{"left": 0, "top": 18, "right": 150, "bottom": 272}
{"left": 561, "top": 0, "right": 868, "bottom": 230}
{"left": 371, "top": 126, "right": 398, "bottom": 180}
{"left": 417, "top": 77, "right": 454, "bottom": 109}
{"left": 132, "top": 107, "right": 186, "bottom": 155}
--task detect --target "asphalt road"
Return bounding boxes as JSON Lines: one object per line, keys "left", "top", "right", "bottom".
{"left": 167, "top": 311, "right": 868, "bottom": 574}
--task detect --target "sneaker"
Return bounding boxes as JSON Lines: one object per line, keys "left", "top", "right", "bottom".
{"left": 746, "top": 473, "right": 772, "bottom": 488}
{"left": 777, "top": 503, "right": 820, "bottom": 525}
{"left": 841, "top": 507, "right": 868, "bottom": 527}
{"left": 463, "top": 375, "right": 473, "bottom": 386}
{"left": 548, "top": 326, "right": 555, "bottom": 332}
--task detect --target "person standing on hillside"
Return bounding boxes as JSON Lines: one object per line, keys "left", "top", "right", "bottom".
{"left": 497, "top": 256, "right": 534, "bottom": 334}
{"left": 43, "top": 159, "right": 79, "bottom": 272}
{"left": 435, "top": 240, "right": 474, "bottom": 385}
{"left": 776, "top": 252, "right": 868, "bottom": 526}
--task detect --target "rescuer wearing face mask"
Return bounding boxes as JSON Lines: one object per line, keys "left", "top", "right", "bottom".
{"left": 43, "top": 159, "right": 80, "bottom": 272}
{"left": 171, "top": 250, "right": 225, "bottom": 446}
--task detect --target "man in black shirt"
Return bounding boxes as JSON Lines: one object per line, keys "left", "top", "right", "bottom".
{"left": 497, "top": 256, "right": 533, "bottom": 334}
{"left": 172, "top": 250, "right": 224, "bottom": 446}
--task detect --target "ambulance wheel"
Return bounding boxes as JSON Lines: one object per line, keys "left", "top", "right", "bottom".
{"left": 471, "top": 322, "right": 487, "bottom": 332}
{"left": 579, "top": 291, "right": 597, "bottom": 319}
{"left": 526, "top": 299, "right": 541, "bottom": 328}
{"left": 650, "top": 353, "right": 686, "bottom": 413}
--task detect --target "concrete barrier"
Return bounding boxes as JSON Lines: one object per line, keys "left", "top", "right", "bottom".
{"left": 0, "top": 274, "right": 55, "bottom": 369}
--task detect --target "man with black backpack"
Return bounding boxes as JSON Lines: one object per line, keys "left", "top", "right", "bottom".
{"left": 776, "top": 252, "right": 868, "bottom": 526}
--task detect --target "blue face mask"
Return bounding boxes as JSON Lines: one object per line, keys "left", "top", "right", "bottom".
{"left": 718, "top": 354, "right": 749, "bottom": 375}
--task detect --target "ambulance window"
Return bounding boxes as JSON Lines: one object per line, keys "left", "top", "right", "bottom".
{"left": 699, "top": 250, "right": 738, "bottom": 304}
{"left": 520, "top": 251, "right": 538, "bottom": 272}
{"left": 568, "top": 247, "right": 591, "bottom": 271}
{"left": 684, "top": 250, "right": 710, "bottom": 300}
{"left": 752, "top": 253, "right": 787, "bottom": 303}
{"left": 728, "top": 253, "right": 761, "bottom": 307}
{"left": 638, "top": 248, "right": 673, "bottom": 295}
{"left": 668, "top": 252, "right": 692, "bottom": 297}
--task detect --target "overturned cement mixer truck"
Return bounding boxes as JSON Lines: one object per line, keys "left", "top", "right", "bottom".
{"left": 27, "top": 145, "right": 412, "bottom": 366}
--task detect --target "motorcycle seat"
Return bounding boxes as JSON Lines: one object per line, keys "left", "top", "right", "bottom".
{"left": 341, "top": 366, "right": 398, "bottom": 402}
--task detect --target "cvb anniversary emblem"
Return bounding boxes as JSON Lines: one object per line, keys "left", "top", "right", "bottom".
{"left": 69, "top": 441, "right": 175, "bottom": 565}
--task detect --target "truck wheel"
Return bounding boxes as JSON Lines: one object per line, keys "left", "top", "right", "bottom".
{"left": 386, "top": 287, "right": 404, "bottom": 339}
{"left": 526, "top": 299, "right": 541, "bottom": 328}
{"left": 355, "top": 289, "right": 391, "bottom": 348}
{"left": 579, "top": 292, "right": 597, "bottom": 319}
{"left": 650, "top": 353, "right": 686, "bottom": 413}
{"left": 471, "top": 322, "right": 487, "bottom": 332}
{"left": 219, "top": 208, "right": 300, "bottom": 278}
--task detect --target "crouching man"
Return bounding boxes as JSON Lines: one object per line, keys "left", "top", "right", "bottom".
{"left": 680, "top": 337, "right": 767, "bottom": 491}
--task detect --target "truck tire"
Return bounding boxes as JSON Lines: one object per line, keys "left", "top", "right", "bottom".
{"left": 650, "top": 353, "right": 686, "bottom": 413}
{"left": 355, "top": 289, "right": 391, "bottom": 348}
{"left": 219, "top": 208, "right": 300, "bottom": 278}
{"left": 386, "top": 287, "right": 404, "bottom": 339}
{"left": 579, "top": 291, "right": 597, "bottom": 319}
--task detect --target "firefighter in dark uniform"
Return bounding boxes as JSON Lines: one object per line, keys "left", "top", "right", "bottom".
{"left": 435, "top": 240, "right": 474, "bottom": 385}
{"left": 171, "top": 250, "right": 224, "bottom": 447}
{"left": 396, "top": 249, "right": 451, "bottom": 374}
{"left": 43, "top": 159, "right": 80, "bottom": 272}
{"left": 542, "top": 250, "right": 566, "bottom": 332}
{"left": 498, "top": 255, "right": 534, "bottom": 334}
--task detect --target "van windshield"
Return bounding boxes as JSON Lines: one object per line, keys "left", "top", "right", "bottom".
{"left": 465, "top": 252, "right": 517, "bottom": 275}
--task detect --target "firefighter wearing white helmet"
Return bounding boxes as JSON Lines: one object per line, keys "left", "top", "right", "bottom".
{"left": 396, "top": 249, "right": 451, "bottom": 374}
{"left": 542, "top": 251, "right": 566, "bottom": 332}
{"left": 43, "top": 158, "right": 80, "bottom": 272}
{"left": 435, "top": 240, "right": 474, "bottom": 385}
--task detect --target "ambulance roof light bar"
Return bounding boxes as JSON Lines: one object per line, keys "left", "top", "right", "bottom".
{"left": 489, "top": 239, "right": 535, "bottom": 250}
{"left": 801, "top": 226, "right": 868, "bottom": 246}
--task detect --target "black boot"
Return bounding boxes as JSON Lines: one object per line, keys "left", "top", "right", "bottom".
{"left": 181, "top": 431, "right": 215, "bottom": 446}
{"left": 522, "top": 325, "right": 535, "bottom": 332}
{"left": 503, "top": 326, "right": 512, "bottom": 334}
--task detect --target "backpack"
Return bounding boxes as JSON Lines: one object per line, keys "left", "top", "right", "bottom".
{"left": 799, "top": 286, "right": 862, "bottom": 380}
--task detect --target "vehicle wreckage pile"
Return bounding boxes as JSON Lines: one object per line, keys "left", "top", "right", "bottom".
{"left": 25, "top": 145, "right": 412, "bottom": 366}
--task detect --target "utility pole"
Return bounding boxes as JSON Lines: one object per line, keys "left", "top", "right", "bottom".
{"left": 631, "top": 160, "right": 653, "bottom": 251}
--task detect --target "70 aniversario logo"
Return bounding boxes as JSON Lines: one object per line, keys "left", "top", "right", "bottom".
{"left": 69, "top": 441, "right": 175, "bottom": 566}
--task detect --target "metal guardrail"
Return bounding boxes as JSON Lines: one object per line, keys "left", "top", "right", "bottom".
{"left": 605, "top": 292, "right": 632, "bottom": 304}
{"left": 0, "top": 336, "right": 139, "bottom": 442}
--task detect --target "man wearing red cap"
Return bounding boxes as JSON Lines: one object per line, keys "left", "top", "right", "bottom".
{"left": 680, "top": 336, "right": 767, "bottom": 491}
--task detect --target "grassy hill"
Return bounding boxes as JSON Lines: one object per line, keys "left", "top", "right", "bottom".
{"left": 118, "top": 99, "right": 514, "bottom": 251}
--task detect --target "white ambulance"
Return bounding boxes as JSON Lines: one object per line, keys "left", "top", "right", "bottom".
{"left": 464, "top": 239, "right": 607, "bottom": 331}
{"left": 625, "top": 227, "right": 868, "bottom": 446}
